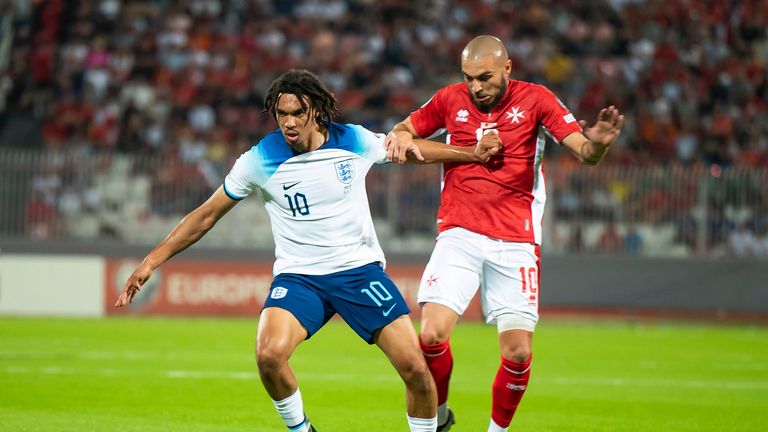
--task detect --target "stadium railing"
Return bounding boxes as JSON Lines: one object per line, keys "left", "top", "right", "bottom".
{"left": 1, "top": 150, "right": 766, "bottom": 259}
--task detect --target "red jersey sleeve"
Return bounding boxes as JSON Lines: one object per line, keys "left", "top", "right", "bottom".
{"left": 409, "top": 87, "right": 449, "bottom": 138}
{"left": 536, "top": 86, "right": 583, "bottom": 142}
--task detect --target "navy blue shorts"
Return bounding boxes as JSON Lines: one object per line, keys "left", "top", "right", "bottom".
{"left": 262, "top": 262, "right": 410, "bottom": 344}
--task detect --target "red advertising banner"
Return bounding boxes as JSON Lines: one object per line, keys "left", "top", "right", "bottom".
{"left": 105, "top": 259, "right": 482, "bottom": 320}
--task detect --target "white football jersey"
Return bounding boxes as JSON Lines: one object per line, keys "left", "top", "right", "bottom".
{"left": 224, "top": 123, "right": 388, "bottom": 276}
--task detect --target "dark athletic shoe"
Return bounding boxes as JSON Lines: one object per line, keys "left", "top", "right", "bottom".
{"left": 436, "top": 408, "right": 455, "bottom": 431}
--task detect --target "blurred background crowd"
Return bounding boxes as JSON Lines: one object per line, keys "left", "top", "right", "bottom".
{"left": 1, "top": 0, "right": 767, "bottom": 258}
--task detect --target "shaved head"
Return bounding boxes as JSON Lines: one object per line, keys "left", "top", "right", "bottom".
{"left": 462, "top": 35, "right": 508, "bottom": 65}
{"left": 461, "top": 35, "right": 511, "bottom": 112}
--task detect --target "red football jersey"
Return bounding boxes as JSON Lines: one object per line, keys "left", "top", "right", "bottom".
{"left": 410, "top": 80, "right": 582, "bottom": 244}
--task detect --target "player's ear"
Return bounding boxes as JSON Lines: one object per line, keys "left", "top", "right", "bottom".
{"left": 505, "top": 59, "right": 512, "bottom": 77}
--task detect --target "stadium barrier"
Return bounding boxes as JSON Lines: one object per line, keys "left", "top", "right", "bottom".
{"left": 102, "top": 257, "right": 485, "bottom": 319}
{"left": 0, "top": 254, "right": 104, "bottom": 316}
{"left": 2, "top": 253, "right": 766, "bottom": 320}
{"left": 0, "top": 254, "right": 483, "bottom": 319}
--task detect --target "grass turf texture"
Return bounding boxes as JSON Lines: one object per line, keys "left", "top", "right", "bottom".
{"left": 1, "top": 317, "right": 766, "bottom": 431}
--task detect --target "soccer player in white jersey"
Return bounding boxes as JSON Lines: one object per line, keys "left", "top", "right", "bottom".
{"left": 385, "top": 36, "right": 624, "bottom": 431}
{"left": 115, "top": 69, "right": 500, "bottom": 432}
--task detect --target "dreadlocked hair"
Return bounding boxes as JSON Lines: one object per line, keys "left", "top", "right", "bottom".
{"left": 263, "top": 69, "right": 340, "bottom": 122}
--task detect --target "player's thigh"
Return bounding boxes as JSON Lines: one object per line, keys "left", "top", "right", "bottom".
{"left": 257, "top": 307, "right": 308, "bottom": 360}
{"left": 482, "top": 242, "right": 540, "bottom": 332}
{"left": 327, "top": 263, "right": 411, "bottom": 344}
{"left": 375, "top": 314, "right": 428, "bottom": 378}
{"left": 417, "top": 227, "right": 483, "bottom": 316}
{"left": 261, "top": 273, "right": 333, "bottom": 343}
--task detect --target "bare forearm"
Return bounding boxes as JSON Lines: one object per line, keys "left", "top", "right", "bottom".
{"left": 573, "top": 139, "right": 610, "bottom": 165}
{"left": 391, "top": 121, "right": 416, "bottom": 136}
{"left": 409, "top": 139, "right": 478, "bottom": 164}
{"left": 143, "top": 209, "right": 216, "bottom": 269}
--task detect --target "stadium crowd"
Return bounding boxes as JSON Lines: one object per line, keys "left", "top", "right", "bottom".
{"left": 2, "top": 0, "right": 768, "bottom": 256}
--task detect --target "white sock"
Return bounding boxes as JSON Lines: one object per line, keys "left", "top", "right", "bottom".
{"left": 407, "top": 414, "right": 437, "bottom": 432}
{"left": 437, "top": 403, "right": 449, "bottom": 425}
{"left": 487, "top": 418, "right": 508, "bottom": 432}
{"left": 272, "top": 389, "right": 310, "bottom": 432}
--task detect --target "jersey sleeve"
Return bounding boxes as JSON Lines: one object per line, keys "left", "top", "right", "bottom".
{"left": 223, "top": 150, "right": 258, "bottom": 200}
{"left": 349, "top": 124, "right": 388, "bottom": 164}
{"left": 409, "top": 87, "right": 449, "bottom": 138}
{"left": 536, "top": 86, "right": 583, "bottom": 143}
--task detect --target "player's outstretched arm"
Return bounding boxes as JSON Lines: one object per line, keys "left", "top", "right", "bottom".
{"left": 114, "top": 186, "right": 238, "bottom": 307}
{"left": 385, "top": 117, "right": 500, "bottom": 164}
{"left": 561, "top": 105, "right": 624, "bottom": 165}
{"left": 411, "top": 133, "right": 500, "bottom": 164}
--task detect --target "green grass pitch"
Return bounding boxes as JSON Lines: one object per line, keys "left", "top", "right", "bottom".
{"left": 1, "top": 316, "right": 767, "bottom": 431}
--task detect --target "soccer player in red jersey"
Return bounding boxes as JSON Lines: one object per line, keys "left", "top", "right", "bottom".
{"left": 385, "top": 35, "right": 624, "bottom": 431}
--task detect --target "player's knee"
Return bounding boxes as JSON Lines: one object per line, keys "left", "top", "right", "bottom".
{"left": 501, "top": 345, "right": 531, "bottom": 364}
{"left": 255, "top": 342, "right": 290, "bottom": 374}
{"left": 419, "top": 327, "right": 450, "bottom": 345}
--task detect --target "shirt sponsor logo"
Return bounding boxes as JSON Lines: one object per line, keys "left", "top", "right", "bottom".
{"left": 506, "top": 106, "right": 526, "bottom": 124}
{"left": 270, "top": 286, "right": 288, "bottom": 299}
{"left": 563, "top": 113, "right": 576, "bottom": 124}
{"left": 455, "top": 109, "right": 469, "bottom": 122}
{"left": 334, "top": 159, "right": 354, "bottom": 184}
{"left": 282, "top": 181, "right": 301, "bottom": 190}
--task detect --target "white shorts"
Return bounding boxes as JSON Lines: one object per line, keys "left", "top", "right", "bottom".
{"left": 417, "top": 227, "right": 541, "bottom": 332}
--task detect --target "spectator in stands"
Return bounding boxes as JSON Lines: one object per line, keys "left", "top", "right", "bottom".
{"left": 623, "top": 222, "right": 644, "bottom": 255}
{"left": 728, "top": 220, "right": 759, "bottom": 257}
{"left": 597, "top": 219, "right": 622, "bottom": 253}
{"left": 3, "top": 0, "right": 764, "bottom": 167}
{"left": 3, "top": 0, "right": 768, "bottom": 259}
{"left": 25, "top": 190, "right": 56, "bottom": 238}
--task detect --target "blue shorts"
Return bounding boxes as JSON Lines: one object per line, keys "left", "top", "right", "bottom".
{"left": 263, "top": 262, "right": 410, "bottom": 344}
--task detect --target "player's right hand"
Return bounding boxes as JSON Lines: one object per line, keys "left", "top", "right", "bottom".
{"left": 115, "top": 262, "right": 153, "bottom": 307}
{"left": 385, "top": 131, "right": 422, "bottom": 164}
{"left": 475, "top": 130, "right": 502, "bottom": 163}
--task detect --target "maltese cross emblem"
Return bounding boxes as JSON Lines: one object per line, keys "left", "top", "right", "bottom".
{"left": 506, "top": 106, "right": 526, "bottom": 124}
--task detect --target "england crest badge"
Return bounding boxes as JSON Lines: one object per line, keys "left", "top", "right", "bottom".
{"left": 335, "top": 159, "right": 354, "bottom": 184}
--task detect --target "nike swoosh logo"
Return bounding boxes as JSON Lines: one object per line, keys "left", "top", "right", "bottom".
{"left": 382, "top": 303, "right": 397, "bottom": 317}
{"left": 282, "top": 181, "right": 301, "bottom": 190}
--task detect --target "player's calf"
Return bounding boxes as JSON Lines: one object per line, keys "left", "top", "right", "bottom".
{"left": 489, "top": 354, "right": 532, "bottom": 431}
{"left": 399, "top": 356, "right": 434, "bottom": 398}
{"left": 256, "top": 342, "right": 295, "bottom": 396}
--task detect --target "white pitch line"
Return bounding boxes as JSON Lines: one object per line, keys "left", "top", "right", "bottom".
{"left": 166, "top": 370, "right": 259, "bottom": 380}
{"left": 539, "top": 376, "right": 768, "bottom": 390}
{"left": 4, "top": 366, "right": 768, "bottom": 391}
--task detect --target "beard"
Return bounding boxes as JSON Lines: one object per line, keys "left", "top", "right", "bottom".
{"left": 469, "top": 79, "right": 508, "bottom": 112}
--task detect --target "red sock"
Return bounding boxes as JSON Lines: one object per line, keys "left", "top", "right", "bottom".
{"left": 419, "top": 339, "right": 453, "bottom": 405}
{"left": 491, "top": 354, "right": 532, "bottom": 428}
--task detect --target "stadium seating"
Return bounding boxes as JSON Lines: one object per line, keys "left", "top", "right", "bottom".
{"left": 1, "top": 0, "right": 767, "bottom": 257}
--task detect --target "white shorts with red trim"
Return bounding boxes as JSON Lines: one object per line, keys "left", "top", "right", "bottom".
{"left": 417, "top": 227, "right": 540, "bottom": 332}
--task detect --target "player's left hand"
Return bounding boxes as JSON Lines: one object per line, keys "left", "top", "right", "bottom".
{"left": 385, "top": 131, "right": 422, "bottom": 164}
{"left": 115, "top": 261, "right": 153, "bottom": 307}
{"left": 580, "top": 106, "right": 624, "bottom": 147}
